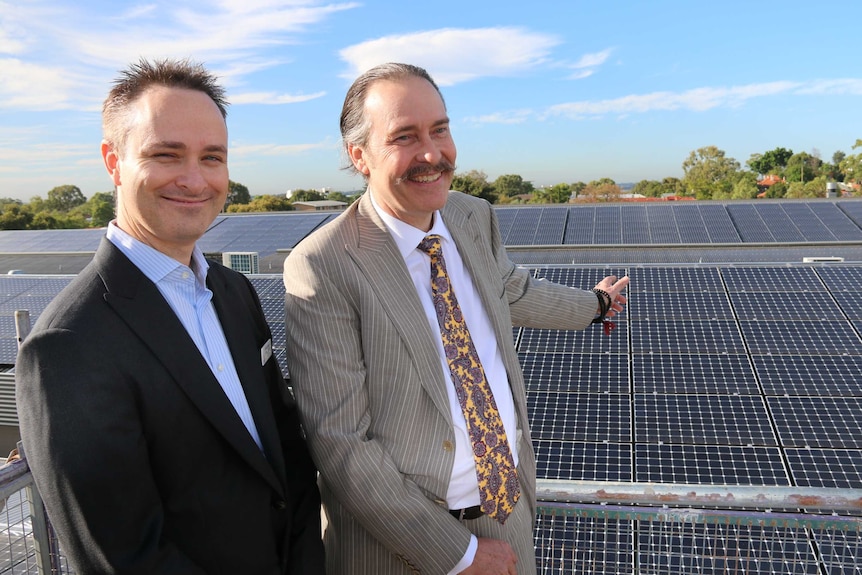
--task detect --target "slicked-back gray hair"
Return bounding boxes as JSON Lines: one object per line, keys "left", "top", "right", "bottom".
{"left": 102, "top": 58, "right": 228, "bottom": 154}
{"left": 339, "top": 63, "right": 445, "bottom": 176}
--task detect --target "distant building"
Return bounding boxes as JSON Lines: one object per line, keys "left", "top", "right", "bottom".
{"left": 292, "top": 200, "right": 347, "bottom": 212}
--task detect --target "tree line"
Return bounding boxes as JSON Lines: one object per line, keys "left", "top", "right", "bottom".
{"left": 2, "top": 139, "right": 860, "bottom": 230}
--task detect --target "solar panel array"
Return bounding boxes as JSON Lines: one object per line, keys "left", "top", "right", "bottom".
{"left": 3, "top": 202, "right": 862, "bottom": 495}
{"left": 523, "top": 264, "right": 862, "bottom": 489}
{"left": 199, "top": 213, "right": 334, "bottom": 256}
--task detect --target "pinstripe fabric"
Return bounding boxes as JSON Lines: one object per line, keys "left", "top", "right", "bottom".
{"left": 284, "top": 191, "right": 599, "bottom": 574}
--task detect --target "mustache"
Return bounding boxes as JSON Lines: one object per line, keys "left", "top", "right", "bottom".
{"left": 395, "top": 160, "right": 457, "bottom": 184}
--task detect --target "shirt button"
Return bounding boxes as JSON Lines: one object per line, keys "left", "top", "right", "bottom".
{"left": 442, "top": 440, "right": 454, "bottom": 452}
{"left": 217, "top": 364, "right": 224, "bottom": 371}
{"left": 182, "top": 271, "right": 190, "bottom": 279}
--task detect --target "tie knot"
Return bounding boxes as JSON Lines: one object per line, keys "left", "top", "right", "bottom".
{"left": 417, "top": 234, "right": 442, "bottom": 257}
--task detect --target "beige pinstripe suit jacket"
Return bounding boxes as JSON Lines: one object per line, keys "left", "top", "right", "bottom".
{"left": 283, "top": 191, "right": 598, "bottom": 574}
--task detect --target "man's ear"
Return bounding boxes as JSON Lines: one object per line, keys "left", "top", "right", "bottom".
{"left": 347, "top": 143, "right": 370, "bottom": 176}
{"left": 101, "top": 140, "right": 122, "bottom": 186}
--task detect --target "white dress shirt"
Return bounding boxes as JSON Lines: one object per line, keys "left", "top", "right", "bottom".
{"left": 106, "top": 222, "right": 264, "bottom": 451}
{"left": 370, "top": 192, "right": 520, "bottom": 573}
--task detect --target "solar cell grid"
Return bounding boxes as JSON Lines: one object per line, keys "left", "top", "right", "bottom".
{"left": 631, "top": 320, "right": 744, "bottom": 354}
{"left": 628, "top": 292, "right": 733, "bottom": 320}
{"left": 816, "top": 266, "right": 862, "bottom": 292}
{"left": 809, "top": 203, "right": 862, "bottom": 240}
{"left": 753, "top": 204, "right": 806, "bottom": 242}
{"left": 740, "top": 320, "right": 862, "bottom": 356}
{"left": 786, "top": 449, "right": 862, "bottom": 488}
{"left": 249, "top": 277, "right": 286, "bottom": 298}
{"left": 837, "top": 201, "right": 862, "bottom": 230}
{"left": 721, "top": 266, "right": 824, "bottom": 292}
{"left": 563, "top": 207, "right": 595, "bottom": 244}
{"left": 527, "top": 391, "right": 630, "bottom": 443}
{"left": 533, "top": 266, "right": 629, "bottom": 288}
{"left": 594, "top": 206, "right": 622, "bottom": 244}
{"left": 695, "top": 205, "right": 742, "bottom": 243}
{"left": 505, "top": 208, "right": 542, "bottom": 245}
{"left": 519, "top": 323, "right": 628, "bottom": 354}
{"left": 780, "top": 203, "right": 837, "bottom": 242}
{"left": 533, "top": 440, "right": 632, "bottom": 481}
{"left": 833, "top": 292, "right": 862, "bottom": 318}
{"left": 730, "top": 291, "right": 843, "bottom": 320}
{"left": 635, "top": 444, "right": 788, "bottom": 485}
{"left": 629, "top": 267, "right": 723, "bottom": 292}
{"left": 635, "top": 394, "right": 777, "bottom": 446}
{"left": 633, "top": 355, "right": 757, "bottom": 395}
{"left": 769, "top": 396, "right": 862, "bottom": 449}
{"left": 0, "top": 338, "right": 18, "bottom": 365}
{"left": 727, "top": 204, "right": 775, "bottom": 243}
{"left": 534, "top": 514, "right": 635, "bottom": 574}
{"left": 754, "top": 355, "right": 862, "bottom": 396}
{"left": 519, "top": 352, "right": 629, "bottom": 393}
{"left": 533, "top": 207, "right": 567, "bottom": 245}
{"left": 494, "top": 209, "right": 517, "bottom": 240}
{"left": 0, "top": 294, "right": 61, "bottom": 316}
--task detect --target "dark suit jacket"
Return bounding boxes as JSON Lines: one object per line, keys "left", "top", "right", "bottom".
{"left": 16, "top": 238, "right": 323, "bottom": 574}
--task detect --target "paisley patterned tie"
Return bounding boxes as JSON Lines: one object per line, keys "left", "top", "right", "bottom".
{"left": 417, "top": 234, "right": 520, "bottom": 524}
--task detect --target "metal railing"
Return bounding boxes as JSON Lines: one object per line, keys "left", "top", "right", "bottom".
{"left": 3, "top": 458, "right": 862, "bottom": 574}
{"left": 535, "top": 479, "right": 862, "bottom": 574}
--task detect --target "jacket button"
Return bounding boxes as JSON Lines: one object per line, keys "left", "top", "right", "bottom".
{"left": 442, "top": 440, "right": 454, "bottom": 452}
{"left": 272, "top": 499, "right": 287, "bottom": 511}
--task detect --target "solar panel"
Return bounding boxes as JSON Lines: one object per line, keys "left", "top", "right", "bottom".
{"left": 809, "top": 202, "right": 862, "bottom": 241}
{"left": 505, "top": 208, "right": 542, "bottom": 245}
{"left": 786, "top": 448, "right": 862, "bottom": 488}
{"left": 631, "top": 320, "right": 745, "bottom": 354}
{"left": 673, "top": 204, "right": 713, "bottom": 243}
{"left": 635, "top": 395, "right": 777, "bottom": 446}
{"left": 647, "top": 204, "right": 681, "bottom": 244}
{"left": 635, "top": 444, "right": 788, "bottom": 485}
{"left": 833, "top": 292, "right": 862, "bottom": 318}
{"left": 816, "top": 266, "right": 862, "bottom": 292}
{"left": 633, "top": 355, "right": 757, "bottom": 395}
{"left": 520, "top": 322, "right": 628, "bottom": 354}
{"left": 727, "top": 204, "right": 775, "bottom": 242}
{"left": 534, "top": 267, "right": 629, "bottom": 288}
{"left": 769, "top": 396, "right": 862, "bottom": 449}
{"left": 752, "top": 204, "right": 806, "bottom": 242}
{"left": 721, "top": 266, "right": 824, "bottom": 292}
{"left": 697, "top": 204, "right": 742, "bottom": 243}
{"left": 564, "top": 206, "right": 595, "bottom": 244}
{"left": 740, "top": 320, "right": 862, "bottom": 356}
{"left": 534, "top": 440, "right": 631, "bottom": 481}
{"left": 494, "top": 208, "right": 517, "bottom": 241}
{"left": 199, "top": 213, "right": 331, "bottom": 256}
{"left": 629, "top": 292, "right": 733, "bottom": 320}
{"left": 629, "top": 267, "right": 723, "bottom": 292}
{"left": 520, "top": 352, "right": 629, "bottom": 393}
{"left": 754, "top": 355, "right": 862, "bottom": 396}
{"left": 730, "top": 291, "right": 843, "bottom": 320}
{"left": 533, "top": 207, "right": 567, "bottom": 245}
{"left": 528, "top": 391, "right": 630, "bottom": 443}
{"left": 621, "top": 205, "right": 650, "bottom": 244}
{"left": 594, "top": 206, "right": 622, "bottom": 244}
{"left": 780, "top": 203, "right": 837, "bottom": 242}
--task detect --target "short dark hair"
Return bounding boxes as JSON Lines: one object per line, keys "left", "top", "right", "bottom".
{"left": 102, "top": 58, "right": 228, "bottom": 153}
{"left": 340, "top": 63, "right": 444, "bottom": 175}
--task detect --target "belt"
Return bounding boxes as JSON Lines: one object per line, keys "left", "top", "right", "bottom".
{"left": 449, "top": 505, "right": 484, "bottom": 521}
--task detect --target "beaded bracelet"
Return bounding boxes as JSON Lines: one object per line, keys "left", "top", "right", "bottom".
{"left": 591, "top": 288, "right": 616, "bottom": 335}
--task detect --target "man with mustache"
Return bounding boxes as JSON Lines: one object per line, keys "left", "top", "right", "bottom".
{"left": 283, "top": 62, "right": 628, "bottom": 574}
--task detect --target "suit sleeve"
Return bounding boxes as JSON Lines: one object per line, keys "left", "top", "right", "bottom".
{"left": 485, "top": 202, "right": 599, "bottom": 330}
{"left": 16, "top": 328, "right": 205, "bottom": 575}
{"left": 284, "top": 250, "right": 472, "bottom": 573}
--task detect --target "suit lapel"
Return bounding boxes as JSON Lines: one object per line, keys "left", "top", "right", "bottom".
{"left": 94, "top": 239, "right": 282, "bottom": 493}
{"left": 344, "top": 195, "right": 453, "bottom": 421}
{"left": 208, "top": 267, "right": 288, "bottom": 488}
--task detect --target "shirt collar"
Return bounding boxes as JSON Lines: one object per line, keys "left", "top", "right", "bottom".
{"left": 106, "top": 221, "right": 209, "bottom": 287}
{"left": 368, "top": 189, "right": 453, "bottom": 259}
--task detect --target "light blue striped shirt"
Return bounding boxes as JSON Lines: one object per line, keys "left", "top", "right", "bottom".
{"left": 106, "top": 223, "right": 263, "bottom": 451}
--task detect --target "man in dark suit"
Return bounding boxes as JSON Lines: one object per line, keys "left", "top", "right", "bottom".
{"left": 284, "top": 63, "right": 628, "bottom": 574}
{"left": 15, "top": 58, "right": 324, "bottom": 574}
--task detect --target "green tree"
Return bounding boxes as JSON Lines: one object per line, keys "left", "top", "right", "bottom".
{"left": 784, "top": 152, "right": 821, "bottom": 184}
{"left": 661, "top": 177, "right": 687, "bottom": 196}
{"left": 326, "top": 191, "right": 355, "bottom": 205}
{"left": 493, "top": 174, "right": 534, "bottom": 200}
{"left": 630, "top": 180, "right": 665, "bottom": 198}
{"left": 227, "top": 195, "right": 294, "bottom": 212}
{"left": 289, "top": 189, "right": 325, "bottom": 202}
{"left": 534, "top": 183, "right": 572, "bottom": 204}
{"left": 46, "top": 185, "right": 86, "bottom": 212}
{"left": 746, "top": 147, "right": 793, "bottom": 175}
{"left": 839, "top": 139, "right": 862, "bottom": 184}
{"left": 0, "top": 204, "right": 33, "bottom": 230}
{"left": 577, "top": 181, "right": 621, "bottom": 203}
{"left": 730, "top": 172, "right": 759, "bottom": 200}
{"left": 451, "top": 170, "right": 497, "bottom": 203}
{"left": 226, "top": 180, "right": 251, "bottom": 208}
{"left": 682, "top": 146, "right": 740, "bottom": 199}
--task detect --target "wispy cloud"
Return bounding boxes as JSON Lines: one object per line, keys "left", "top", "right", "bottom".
{"left": 468, "top": 79, "right": 856, "bottom": 125}
{"left": 339, "top": 27, "right": 561, "bottom": 86}
{"left": 0, "top": 1, "right": 357, "bottom": 111}
{"left": 231, "top": 90, "right": 326, "bottom": 105}
{"left": 231, "top": 140, "right": 336, "bottom": 156}
{"left": 566, "top": 48, "right": 613, "bottom": 80}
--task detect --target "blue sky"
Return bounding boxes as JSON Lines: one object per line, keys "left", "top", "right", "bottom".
{"left": 1, "top": 0, "right": 860, "bottom": 202}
